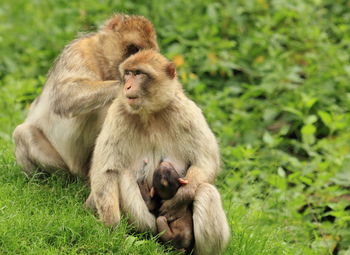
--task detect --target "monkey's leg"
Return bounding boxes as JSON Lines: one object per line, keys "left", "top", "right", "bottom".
{"left": 156, "top": 216, "right": 175, "bottom": 242}
{"left": 13, "top": 123, "right": 67, "bottom": 176}
{"left": 192, "top": 183, "right": 230, "bottom": 255}
{"left": 118, "top": 172, "right": 157, "bottom": 233}
{"left": 91, "top": 170, "right": 121, "bottom": 226}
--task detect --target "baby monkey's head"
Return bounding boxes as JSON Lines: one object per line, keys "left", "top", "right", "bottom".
{"left": 152, "top": 161, "right": 188, "bottom": 200}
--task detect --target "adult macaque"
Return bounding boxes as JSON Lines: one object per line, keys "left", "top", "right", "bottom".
{"left": 89, "top": 50, "right": 230, "bottom": 254}
{"left": 141, "top": 161, "right": 194, "bottom": 254}
{"left": 12, "top": 15, "right": 159, "bottom": 178}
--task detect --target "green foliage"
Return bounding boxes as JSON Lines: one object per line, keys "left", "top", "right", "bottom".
{"left": 1, "top": 0, "right": 350, "bottom": 254}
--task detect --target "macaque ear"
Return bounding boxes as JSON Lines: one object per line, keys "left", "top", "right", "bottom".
{"left": 178, "top": 178, "right": 189, "bottom": 185}
{"left": 150, "top": 187, "right": 156, "bottom": 198}
{"left": 107, "top": 15, "right": 125, "bottom": 31}
{"left": 166, "top": 62, "right": 176, "bottom": 80}
{"left": 144, "top": 22, "right": 154, "bottom": 35}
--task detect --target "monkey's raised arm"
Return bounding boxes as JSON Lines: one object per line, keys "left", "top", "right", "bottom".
{"left": 52, "top": 79, "right": 120, "bottom": 118}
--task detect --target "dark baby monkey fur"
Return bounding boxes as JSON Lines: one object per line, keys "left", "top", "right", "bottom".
{"left": 138, "top": 161, "right": 194, "bottom": 253}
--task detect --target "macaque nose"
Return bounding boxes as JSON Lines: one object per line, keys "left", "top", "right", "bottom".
{"left": 160, "top": 178, "right": 168, "bottom": 187}
{"left": 126, "top": 85, "right": 131, "bottom": 90}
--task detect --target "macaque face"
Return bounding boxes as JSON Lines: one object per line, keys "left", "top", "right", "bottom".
{"left": 119, "top": 50, "right": 178, "bottom": 114}
{"left": 122, "top": 37, "right": 159, "bottom": 59}
{"left": 122, "top": 39, "right": 156, "bottom": 59}
{"left": 123, "top": 69, "right": 150, "bottom": 111}
{"left": 116, "top": 16, "right": 159, "bottom": 59}
{"left": 153, "top": 162, "right": 182, "bottom": 200}
{"left": 124, "top": 44, "right": 140, "bottom": 57}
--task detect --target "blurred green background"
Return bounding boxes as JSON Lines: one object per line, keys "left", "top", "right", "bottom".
{"left": 1, "top": 0, "right": 350, "bottom": 254}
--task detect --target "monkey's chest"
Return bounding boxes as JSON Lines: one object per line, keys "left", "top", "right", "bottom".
{"left": 134, "top": 133, "right": 189, "bottom": 184}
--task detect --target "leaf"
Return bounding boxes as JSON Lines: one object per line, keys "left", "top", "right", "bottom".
{"left": 124, "top": 235, "right": 137, "bottom": 249}
{"left": 318, "top": 110, "right": 332, "bottom": 128}
{"left": 263, "top": 132, "right": 274, "bottom": 145}
{"left": 333, "top": 157, "right": 350, "bottom": 186}
{"left": 301, "top": 124, "right": 316, "bottom": 145}
{"left": 305, "top": 115, "right": 317, "bottom": 125}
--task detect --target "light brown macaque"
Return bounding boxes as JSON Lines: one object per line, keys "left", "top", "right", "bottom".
{"left": 88, "top": 50, "right": 230, "bottom": 254}
{"left": 12, "top": 14, "right": 159, "bottom": 178}
{"left": 140, "top": 161, "right": 194, "bottom": 254}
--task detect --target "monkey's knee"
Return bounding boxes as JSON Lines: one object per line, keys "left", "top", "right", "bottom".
{"left": 13, "top": 124, "right": 37, "bottom": 175}
{"left": 156, "top": 216, "right": 173, "bottom": 240}
{"left": 156, "top": 215, "right": 168, "bottom": 229}
{"left": 13, "top": 123, "right": 67, "bottom": 174}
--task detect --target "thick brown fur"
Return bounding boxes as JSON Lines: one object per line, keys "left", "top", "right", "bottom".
{"left": 12, "top": 14, "right": 159, "bottom": 178}
{"left": 88, "top": 50, "right": 230, "bottom": 254}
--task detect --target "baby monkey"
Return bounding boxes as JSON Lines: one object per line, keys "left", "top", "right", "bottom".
{"left": 138, "top": 161, "right": 194, "bottom": 254}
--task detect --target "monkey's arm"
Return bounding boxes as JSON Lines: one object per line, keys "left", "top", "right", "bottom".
{"left": 161, "top": 113, "right": 220, "bottom": 213}
{"left": 137, "top": 179, "right": 157, "bottom": 212}
{"left": 119, "top": 172, "right": 157, "bottom": 232}
{"left": 89, "top": 121, "right": 126, "bottom": 226}
{"left": 90, "top": 168, "right": 121, "bottom": 226}
{"left": 182, "top": 102, "right": 220, "bottom": 184}
{"left": 181, "top": 109, "right": 221, "bottom": 189}
{"left": 160, "top": 164, "right": 214, "bottom": 216}
{"left": 90, "top": 153, "right": 156, "bottom": 231}
{"left": 52, "top": 79, "right": 120, "bottom": 117}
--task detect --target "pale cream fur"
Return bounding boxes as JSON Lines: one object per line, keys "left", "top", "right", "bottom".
{"left": 88, "top": 50, "right": 230, "bottom": 254}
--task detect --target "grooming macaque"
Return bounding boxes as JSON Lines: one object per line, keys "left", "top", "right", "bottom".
{"left": 138, "top": 161, "right": 194, "bottom": 254}
{"left": 89, "top": 49, "right": 230, "bottom": 254}
{"left": 12, "top": 14, "right": 159, "bottom": 178}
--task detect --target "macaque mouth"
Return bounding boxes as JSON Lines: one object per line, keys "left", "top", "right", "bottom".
{"left": 127, "top": 95, "right": 139, "bottom": 104}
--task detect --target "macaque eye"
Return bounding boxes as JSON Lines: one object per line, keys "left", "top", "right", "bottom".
{"left": 126, "top": 44, "right": 139, "bottom": 55}
{"left": 124, "top": 70, "right": 131, "bottom": 75}
{"left": 134, "top": 70, "right": 143, "bottom": 76}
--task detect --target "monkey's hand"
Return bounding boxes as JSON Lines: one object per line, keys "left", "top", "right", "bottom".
{"left": 137, "top": 178, "right": 151, "bottom": 202}
{"left": 137, "top": 179, "right": 157, "bottom": 212}
{"left": 159, "top": 182, "right": 197, "bottom": 221}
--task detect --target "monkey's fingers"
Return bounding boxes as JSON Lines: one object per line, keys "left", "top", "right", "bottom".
{"left": 150, "top": 187, "right": 156, "bottom": 197}
{"left": 178, "top": 178, "right": 189, "bottom": 185}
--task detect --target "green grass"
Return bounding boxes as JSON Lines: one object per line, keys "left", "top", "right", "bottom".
{"left": 1, "top": 0, "right": 350, "bottom": 254}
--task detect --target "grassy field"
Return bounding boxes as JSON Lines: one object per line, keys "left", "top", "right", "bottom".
{"left": 1, "top": 0, "right": 350, "bottom": 254}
